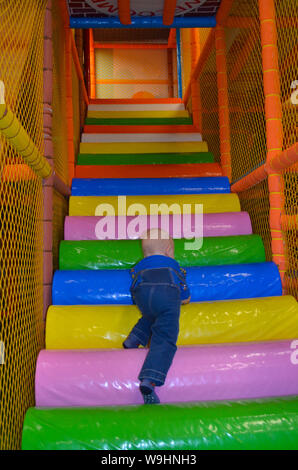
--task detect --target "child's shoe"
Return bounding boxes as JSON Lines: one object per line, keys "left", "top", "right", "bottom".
{"left": 140, "top": 379, "right": 160, "bottom": 404}
{"left": 122, "top": 333, "right": 140, "bottom": 349}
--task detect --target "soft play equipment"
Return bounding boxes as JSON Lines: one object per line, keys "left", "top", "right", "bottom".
{"left": 64, "top": 212, "right": 253, "bottom": 240}
{"left": 22, "top": 396, "right": 298, "bottom": 450}
{"left": 52, "top": 262, "right": 282, "bottom": 305}
{"left": 81, "top": 132, "right": 204, "bottom": 142}
{"left": 86, "top": 110, "right": 190, "bottom": 119}
{"left": 80, "top": 141, "right": 207, "bottom": 154}
{"left": 71, "top": 176, "right": 230, "bottom": 196}
{"left": 0, "top": 0, "right": 295, "bottom": 452}
{"left": 59, "top": 235, "right": 265, "bottom": 270}
{"left": 75, "top": 163, "right": 222, "bottom": 178}
{"left": 69, "top": 193, "right": 241, "bottom": 215}
{"left": 22, "top": 100, "right": 298, "bottom": 450}
{"left": 35, "top": 341, "right": 298, "bottom": 408}
{"left": 77, "top": 151, "right": 214, "bottom": 165}
{"left": 85, "top": 116, "right": 193, "bottom": 125}
{"left": 46, "top": 296, "right": 298, "bottom": 349}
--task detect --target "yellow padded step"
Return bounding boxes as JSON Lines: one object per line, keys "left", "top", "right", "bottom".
{"left": 79, "top": 141, "right": 208, "bottom": 155}
{"left": 87, "top": 110, "right": 189, "bottom": 119}
{"left": 69, "top": 194, "right": 241, "bottom": 216}
{"left": 46, "top": 296, "right": 298, "bottom": 349}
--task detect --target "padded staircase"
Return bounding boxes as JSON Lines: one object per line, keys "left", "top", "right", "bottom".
{"left": 22, "top": 101, "right": 298, "bottom": 450}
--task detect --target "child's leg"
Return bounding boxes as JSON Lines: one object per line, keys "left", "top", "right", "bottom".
{"left": 123, "top": 285, "right": 154, "bottom": 349}
{"left": 138, "top": 285, "right": 180, "bottom": 399}
{"left": 123, "top": 316, "right": 153, "bottom": 349}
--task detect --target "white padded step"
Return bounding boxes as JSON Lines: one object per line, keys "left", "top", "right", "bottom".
{"left": 81, "top": 133, "right": 203, "bottom": 143}
{"left": 88, "top": 103, "right": 185, "bottom": 112}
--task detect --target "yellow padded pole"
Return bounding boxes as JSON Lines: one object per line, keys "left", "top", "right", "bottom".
{"left": 0, "top": 81, "right": 52, "bottom": 179}
{"left": 46, "top": 296, "right": 298, "bottom": 349}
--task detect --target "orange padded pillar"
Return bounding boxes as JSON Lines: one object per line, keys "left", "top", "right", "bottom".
{"left": 65, "top": 31, "right": 75, "bottom": 184}
{"left": 43, "top": 0, "right": 54, "bottom": 320}
{"left": 118, "top": 0, "right": 131, "bottom": 25}
{"left": 163, "top": 0, "right": 177, "bottom": 26}
{"left": 190, "top": 28, "right": 202, "bottom": 131}
{"left": 89, "top": 29, "right": 96, "bottom": 100}
{"left": 259, "top": 0, "right": 286, "bottom": 286}
{"left": 215, "top": 25, "right": 231, "bottom": 181}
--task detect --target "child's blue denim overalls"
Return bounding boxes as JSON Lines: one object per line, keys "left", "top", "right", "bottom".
{"left": 129, "top": 266, "right": 187, "bottom": 386}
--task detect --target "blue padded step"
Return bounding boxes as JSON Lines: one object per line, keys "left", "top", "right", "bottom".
{"left": 71, "top": 177, "right": 231, "bottom": 196}
{"left": 53, "top": 262, "right": 281, "bottom": 305}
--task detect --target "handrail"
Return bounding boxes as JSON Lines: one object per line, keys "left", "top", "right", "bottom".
{"left": 231, "top": 143, "right": 298, "bottom": 193}
{"left": 266, "top": 142, "right": 298, "bottom": 172}
{"left": 230, "top": 164, "right": 267, "bottom": 193}
{"left": 0, "top": 81, "right": 52, "bottom": 179}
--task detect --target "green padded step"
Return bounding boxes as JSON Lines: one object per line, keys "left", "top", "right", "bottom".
{"left": 59, "top": 235, "right": 266, "bottom": 270}
{"left": 85, "top": 117, "right": 193, "bottom": 126}
{"left": 77, "top": 152, "right": 214, "bottom": 166}
{"left": 22, "top": 396, "right": 298, "bottom": 450}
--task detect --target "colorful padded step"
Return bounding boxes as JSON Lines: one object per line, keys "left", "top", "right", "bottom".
{"left": 88, "top": 103, "right": 186, "bottom": 111}
{"left": 46, "top": 296, "right": 298, "bottom": 349}
{"left": 52, "top": 262, "right": 282, "bottom": 305}
{"left": 77, "top": 152, "right": 214, "bottom": 166}
{"left": 59, "top": 236, "right": 266, "bottom": 270}
{"left": 81, "top": 132, "right": 203, "bottom": 143}
{"left": 75, "top": 163, "right": 223, "bottom": 179}
{"left": 87, "top": 110, "right": 190, "bottom": 119}
{"left": 69, "top": 194, "right": 241, "bottom": 216}
{"left": 27, "top": 95, "right": 298, "bottom": 452}
{"left": 22, "top": 396, "right": 298, "bottom": 450}
{"left": 85, "top": 117, "right": 193, "bottom": 125}
{"left": 85, "top": 109, "right": 193, "bottom": 126}
{"left": 64, "top": 212, "right": 252, "bottom": 240}
{"left": 71, "top": 177, "right": 230, "bottom": 196}
{"left": 79, "top": 141, "right": 208, "bottom": 154}
{"left": 84, "top": 125, "right": 201, "bottom": 134}
{"left": 35, "top": 341, "right": 298, "bottom": 408}
{"left": 88, "top": 98, "right": 184, "bottom": 104}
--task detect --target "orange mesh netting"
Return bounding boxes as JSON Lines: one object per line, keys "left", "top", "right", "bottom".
{"left": 0, "top": 0, "right": 46, "bottom": 449}
{"left": 276, "top": 0, "right": 298, "bottom": 298}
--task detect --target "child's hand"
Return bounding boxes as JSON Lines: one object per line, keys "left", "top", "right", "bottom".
{"left": 181, "top": 296, "right": 191, "bottom": 305}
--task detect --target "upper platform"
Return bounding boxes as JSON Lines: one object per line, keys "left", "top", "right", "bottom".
{"left": 67, "top": 1, "right": 221, "bottom": 28}
{"left": 67, "top": 1, "right": 222, "bottom": 19}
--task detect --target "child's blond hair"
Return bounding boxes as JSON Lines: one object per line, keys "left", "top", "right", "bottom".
{"left": 141, "top": 228, "right": 174, "bottom": 258}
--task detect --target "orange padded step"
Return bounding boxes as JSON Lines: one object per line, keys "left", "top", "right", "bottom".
{"left": 75, "top": 163, "right": 223, "bottom": 179}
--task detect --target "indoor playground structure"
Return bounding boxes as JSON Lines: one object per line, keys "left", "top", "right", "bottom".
{"left": 0, "top": 0, "right": 298, "bottom": 451}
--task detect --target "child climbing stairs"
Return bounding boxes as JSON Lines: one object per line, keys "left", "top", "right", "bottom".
{"left": 22, "top": 100, "right": 298, "bottom": 450}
